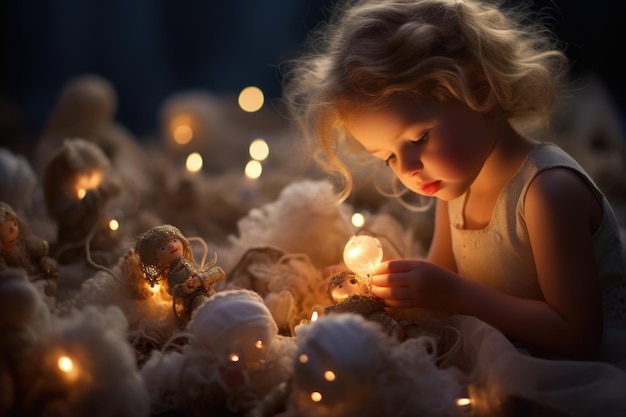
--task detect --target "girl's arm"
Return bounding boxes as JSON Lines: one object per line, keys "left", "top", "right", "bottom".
{"left": 372, "top": 169, "right": 603, "bottom": 357}
{"left": 427, "top": 200, "right": 457, "bottom": 272}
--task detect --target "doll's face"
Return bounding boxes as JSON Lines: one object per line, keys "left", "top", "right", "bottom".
{"left": 0, "top": 218, "right": 19, "bottom": 252}
{"left": 331, "top": 275, "right": 362, "bottom": 302}
{"left": 157, "top": 238, "right": 184, "bottom": 266}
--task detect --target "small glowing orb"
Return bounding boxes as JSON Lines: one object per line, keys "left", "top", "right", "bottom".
{"left": 324, "top": 370, "right": 336, "bottom": 381}
{"left": 238, "top": 86, "right": 264, "bottom": 112}
{"left": 310, "top": 311, "right": 319, "bottom": 322}
{"left": 456, "top": 398, "right": 471, "bottom": 406}
{"left": 77, "top": 188, "right": 86, "bottom": 199}
{"left": 58, "top": 356, "right": 73, "bottom": 373}
{"left": 75, "top": 170, "right": 103, "bottom": 199}
{"left": 299, "top": 354, "right": 309, "bottom": 364}
{"left": 249, "top": 138, "right": 269, "bottom": 161}
{"left": 255, "top": 340, "right": 263, "bottom": 349}
{"left": 173, "top": 124, "right": 193, "bottom": 144}
{"left": 148, "top": 283, "right": 160, "bottom": 294}
{"left": 108, "top": 219, "right": 119, "bottom": 231}
{"left": 229, "top": 353, "right": 240, "bottom": 362}
{"left": 310, "top": 392, "right": 322, "bottom": 402}
{"left": 244, "top": 160, "right": 262, "bottom": 179}
{"left": 343, "top": 235, "right": 383, "bottom": 275}
{"left": 186, "top": 152, "right": 203, "bottom": 172}
{"left": 351, "top": 212, "right": 365, "bottom": 228}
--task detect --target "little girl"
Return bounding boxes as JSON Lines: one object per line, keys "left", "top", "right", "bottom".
{"left": 284, "top": 0, "right": 626, "bottom": 413}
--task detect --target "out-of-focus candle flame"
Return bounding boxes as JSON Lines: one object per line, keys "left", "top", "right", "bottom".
{"left": 249, "top": 138, "right": 269, "bottom": 161}
{"left": 238, "top": 86, "right": 264, "bottom": 112}
{"left": 244, "top": 160, "right": 262, "bottom": 179}
{"left": 351, "top": 212, "right": 365, "bottom": 228}
{"left": 109, "top": 219, "right": 119, "bottom": 231}
{"left": 58, "top": 356, "right": 74, "bottom": 373}
{"left": 186, "top": 152, "right": 203, "bottom": 172}
{"left": 343, "top": 235, "right": 383, "bottom": 275}
{"left": 311, "top": 392, "right": 322, "bottom": 402}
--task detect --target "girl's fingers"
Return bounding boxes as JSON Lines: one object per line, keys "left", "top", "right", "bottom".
{"left": 370, "top": 284, "right": 411, "bottom": 300}
{"left": 373, "top": 259, "right": 423, "bottom": 274}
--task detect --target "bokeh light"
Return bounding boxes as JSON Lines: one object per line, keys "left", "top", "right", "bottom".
{"left": 186, "top": 152, "right": 203, "bottom": 172}
{"left": 245, "top": 160, "right": 263, "bottom": 179}
{"left": 249, "top": 138, "right": 269, "bottom": 161}
{"left": 238, "top": 86, "right": 264, "bottom": 112}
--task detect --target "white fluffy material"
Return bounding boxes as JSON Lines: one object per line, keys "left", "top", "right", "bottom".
{"left": 227, "top": 180, "right": 356, "bottom": 270}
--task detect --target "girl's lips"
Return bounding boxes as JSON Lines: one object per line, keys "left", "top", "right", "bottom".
{"left": 421, "top": 180, "right": 441, "bottom": 195}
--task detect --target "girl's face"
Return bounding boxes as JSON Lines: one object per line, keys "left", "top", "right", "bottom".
{"left": 344, "top": 98, "right": 495, "bottom": 201}
{"left": 0, "top": 218, "right": 19, "bottom": 252}
{"left": 157, "top": 237, "right": 184, "bottom": 266}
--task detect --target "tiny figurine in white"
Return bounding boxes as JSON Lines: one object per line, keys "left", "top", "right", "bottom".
{"left": 0, "top": 202, "right": 58, "bottom": 295}
{"left": 134, "top": 224, "right": 225, "bottom": 323}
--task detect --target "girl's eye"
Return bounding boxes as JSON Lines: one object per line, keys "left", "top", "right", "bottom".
{"left": 412, "top": 131, "right": 429, "bottom": 145}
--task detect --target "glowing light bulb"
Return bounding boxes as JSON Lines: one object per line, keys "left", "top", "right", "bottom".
{"left": 456, "top": 398, "right": 471, "bottom": 406}
{"left": 109, "top": 219, "right": 119, "bottom": 231}
{"left": 244, "top": 160, "right": 262, "bottom": 179}
{"left": 186, "top": 152, "right": 203, "bottom": 172}
{"left": 238, "top": 86, "right": 264, "bottom": 112}
{"left": 58, "top": 356, "right": 73, "bottom": 373}
{"left": 351, "top": 212, "right": 365, "bottom": 228}
{"left": 249, "top": 138, "right": 269, "bottom": 161}
{"left": 343, "top": 235, "right": 383, "bottom": 275}
{"left": 311, "top": 392, "right": 322, "bottom": 402}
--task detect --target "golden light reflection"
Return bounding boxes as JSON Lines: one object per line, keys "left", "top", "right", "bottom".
{"left": 249, "top": 138, "right": 269, "bottom": 161}
{"left": 186, "top": 152, "right": 203, "bottom": 172}
{"left": 244, "top": 160, "right": 262, "bottom": 179}
{"left": 148, "top": 282, "right": 160, "bottom": 294}
{"left": 238, "top": 86, "right": 264, "bottom": 112}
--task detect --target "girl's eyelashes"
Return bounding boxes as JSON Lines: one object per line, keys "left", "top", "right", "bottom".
{"left": 383, "top": 131, "right": 429, "bottom": 167}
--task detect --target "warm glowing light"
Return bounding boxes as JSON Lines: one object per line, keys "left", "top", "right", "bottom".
{"left": 351, "top": 212, "right": 365, "bottom": 228}
{"left": 299, "top": 354, "right": 309, "bottom": 364}
{"left": 173, "top": 124, "right": 193, "bottom": 144}
{"left": 456, "top": 398, "right": 471, "bottom": 406}
{"left": 58, "top": 356, "right": 73, "bottom": 373}
{"left": 229, "top": 353, "right": 240, "bottom": 362}
{"left": 249, "top": 138, "right": 269, "bottom": 161}
{"left": 310, "top": 392, "right": 322, "bottom": 402}
{"left": 170, "top": 114, "right": 194, "bottom": 145}
{"left": 109, "top": 219, "right": 119, "bottom": 231}
{"left": 238, "top": 86, "right": 264, "bottom": 112}
{"left": 343, "top": 235, "right": 383, "bottom": 275}
{"left": 75, "top": 170, "right": 103, "bottom": 199}
{"left": 324, "top": 370, "right": 336, "bottom": 381}
{"left": 186, "top": 152, "right": 203, "bottom": 172}
{"left": 244, "top": 160, "right": 262, "bottom": 179}
{"left": 148, "top": 283, "right": 160, "bottom": 294}
{"left": 255, "top": 340, "right": 263, "bottom": 349}
{"left": 311, "top": 311, "right": 319, "bottom": 322}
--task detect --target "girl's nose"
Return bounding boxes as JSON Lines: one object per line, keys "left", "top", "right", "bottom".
{"left": 398, "top": 149, "right": 423, "bottom": 178}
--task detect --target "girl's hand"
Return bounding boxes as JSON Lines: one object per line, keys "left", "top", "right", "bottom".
{"left": 370, "top": 259, "right": 460, "bottom": 310}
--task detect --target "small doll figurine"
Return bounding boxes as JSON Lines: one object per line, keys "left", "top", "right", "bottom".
{"left": 134, "top": 225, "right": 225, "bottom": 323}
{"left": 42, "top": 138, "right": 122, "bottom": 263}
{"left": 0, "top": 202, "right": 58, "bottom": 296}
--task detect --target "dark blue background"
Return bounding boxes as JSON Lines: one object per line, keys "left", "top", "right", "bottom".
{"left": 0, "top": 0, "right": 623, "bottom": 147}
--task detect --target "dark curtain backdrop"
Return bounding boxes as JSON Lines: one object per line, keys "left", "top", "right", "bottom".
{"left": 0, "top": 0, "right": 623, "bottom": 146}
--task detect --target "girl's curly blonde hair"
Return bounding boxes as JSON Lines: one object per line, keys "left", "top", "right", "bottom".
{"left": 283, "top": 0, "right": 569, "bottom": 201}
